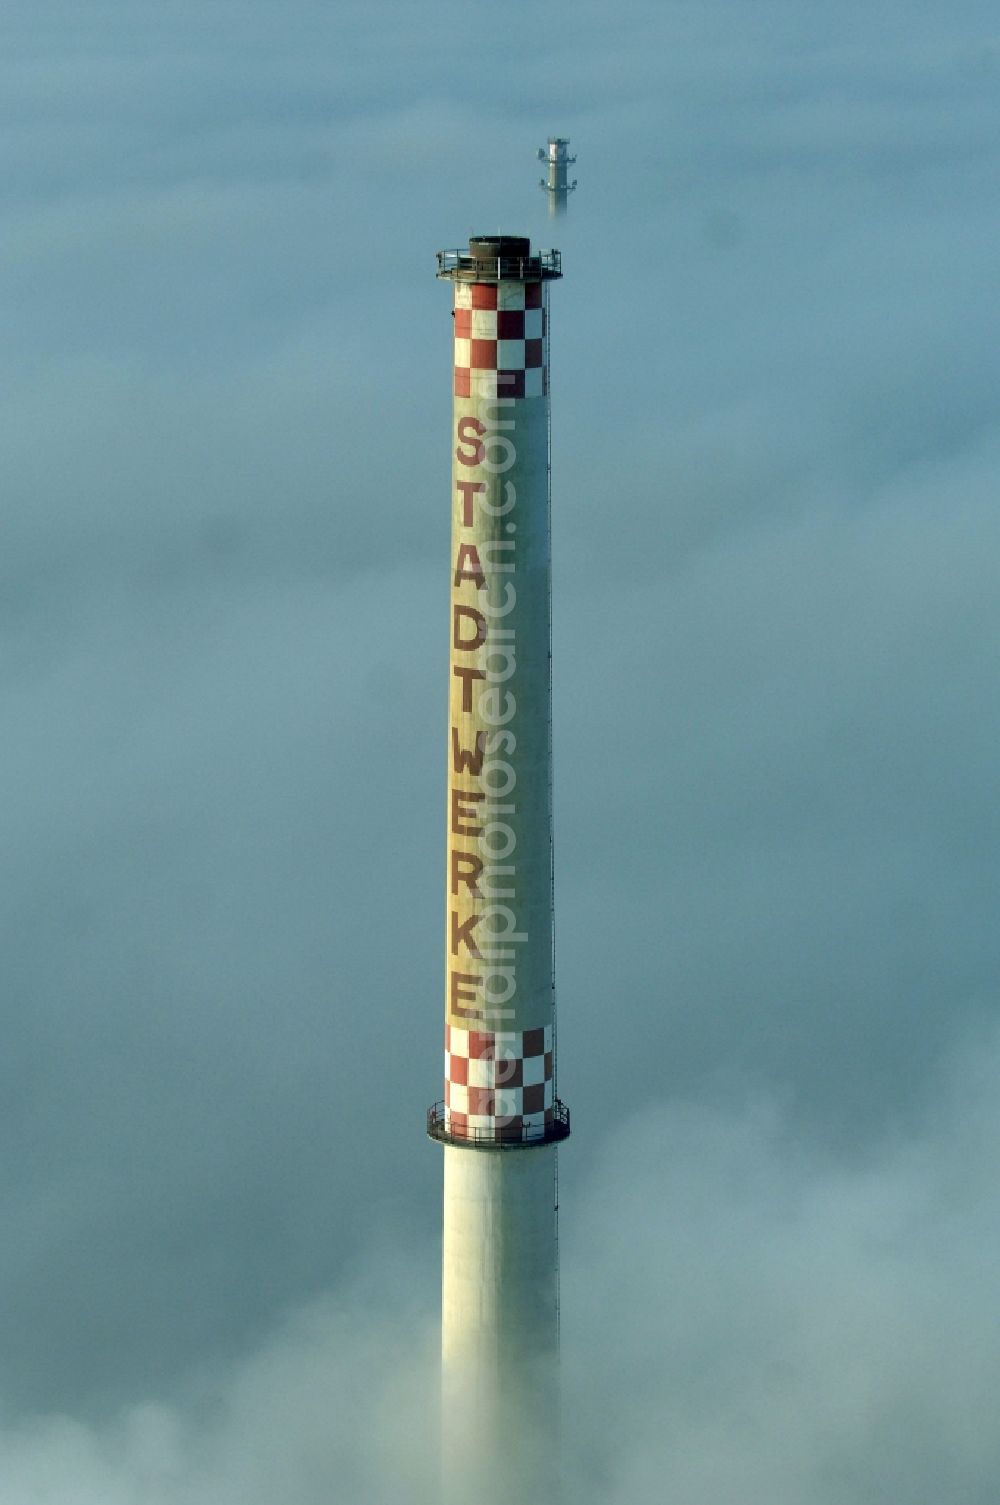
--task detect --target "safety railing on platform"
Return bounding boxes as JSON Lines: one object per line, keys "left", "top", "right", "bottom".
{"left": 436, "top": 249, "right": 562, "bottom": 282}
{"left": 426, "top": 1099, "right": 570, "bottom": 1147}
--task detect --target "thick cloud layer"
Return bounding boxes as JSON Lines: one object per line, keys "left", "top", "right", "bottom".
{"left": 565, "top": 1028, "right": 1000, "bottom": 1503}
{"left": 4, "top": 1026, "right": 1000, "bottom": 1501}
{"left": 2, "top": 0, "right": 998, "bottom": 1493}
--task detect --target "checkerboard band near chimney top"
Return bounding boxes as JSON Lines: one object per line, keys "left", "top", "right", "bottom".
{"left": 453, "top": 281, "right": 548, "bottom": 399}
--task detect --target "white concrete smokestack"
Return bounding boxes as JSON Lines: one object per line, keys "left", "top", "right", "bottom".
{"left": 537, "top": 137, "right": 577, "bottom": 216}
{"left": 429, "top": 236, "right": 569, "bottom": 1503}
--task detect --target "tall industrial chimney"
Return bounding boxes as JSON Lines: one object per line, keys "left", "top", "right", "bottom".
{"left": 428, "top": 235, "right": 570, "bottom": 1502}
{"left": 538, "top": 137, "right": 577, "bottom": 216}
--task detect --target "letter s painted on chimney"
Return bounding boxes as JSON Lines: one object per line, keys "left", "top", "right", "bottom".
{"left": 456, "top": 417, "right": 486, "bottom": 467}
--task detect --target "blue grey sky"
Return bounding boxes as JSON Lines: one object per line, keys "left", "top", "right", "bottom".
{"left": 3, "top": 1, "right": 1000, "bottom": 1498}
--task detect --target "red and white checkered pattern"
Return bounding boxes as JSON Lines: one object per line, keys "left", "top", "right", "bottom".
{"left": 444, "top": 1024, "right": 554, "bottom": 1141}
{"left": 453, "top": 281, "right": 547, "bottom": 399}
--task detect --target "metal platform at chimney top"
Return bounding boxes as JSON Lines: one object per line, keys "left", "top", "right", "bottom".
{"left": 436, "top": 247, "right": 562, "bottom": 284}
